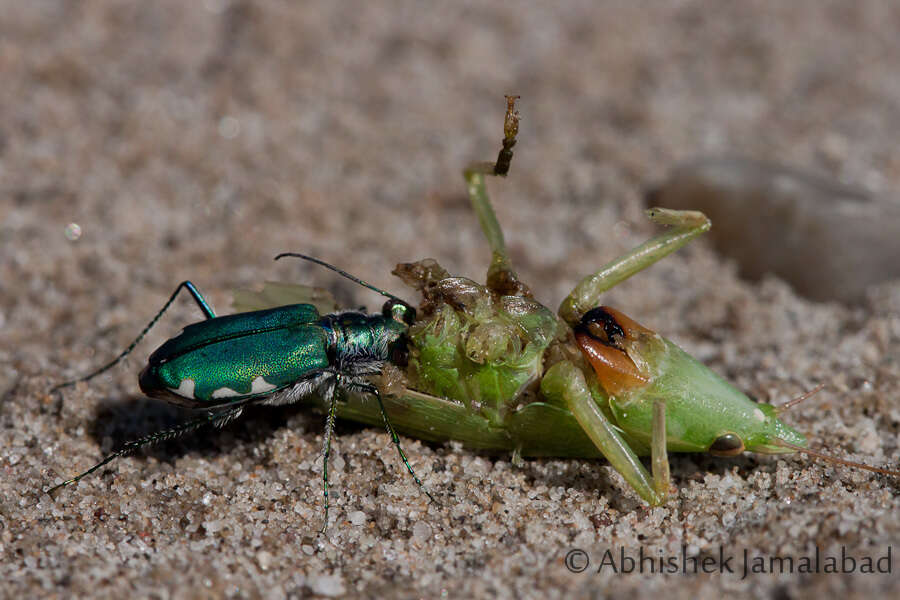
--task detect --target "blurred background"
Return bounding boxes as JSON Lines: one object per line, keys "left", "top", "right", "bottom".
{"left": 2, "top": 2, "right": 900, "bottom": 598}
{"left": 4, "top": 1, "right": 899, "bottom": 331}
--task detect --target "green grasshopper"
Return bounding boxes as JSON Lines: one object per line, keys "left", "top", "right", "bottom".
{"left": 236, "top": 96, "right": 899, "bottom": 507}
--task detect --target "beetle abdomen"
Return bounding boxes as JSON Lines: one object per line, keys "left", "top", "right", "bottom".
{"left": 139, "top": 304, "right": 329, "bottom": 407}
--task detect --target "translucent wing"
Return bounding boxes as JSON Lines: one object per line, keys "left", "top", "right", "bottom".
{"left": 232, "top": 281, "right": 339, "bottom": 314}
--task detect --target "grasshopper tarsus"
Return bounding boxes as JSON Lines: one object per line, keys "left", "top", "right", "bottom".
{"left": 493, "top": 94, "right": 520, "bottom": 176}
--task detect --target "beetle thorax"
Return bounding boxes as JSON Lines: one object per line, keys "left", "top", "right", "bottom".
{"left": 320, "top": 312, "right": 406, "bottom": 376}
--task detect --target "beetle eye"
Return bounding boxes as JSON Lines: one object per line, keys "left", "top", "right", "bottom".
{"left": 577, "top": 307, "right": 626, "bottom": 349}
{"left": 383, "top": 300, "right": 416, "bottom": 325}
{"left": 709, "top": 433, "right": 745, "bottom": 456}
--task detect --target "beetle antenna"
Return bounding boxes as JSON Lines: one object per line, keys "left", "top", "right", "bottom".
{"left": 275, "top": 252, "right": 409, "bottom": 306}
{"left": 776, "top": 383, "right": 826, "bottom": 414}
{"left": 771, "top": 438, "right": 900, "bottom": 477}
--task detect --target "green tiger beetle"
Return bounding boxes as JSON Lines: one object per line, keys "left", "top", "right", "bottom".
{"left": 48, "top": 97, "right": 900, "bottom": 530}
{"left": 47, "top": 255, "right": 434, "bottom": 532}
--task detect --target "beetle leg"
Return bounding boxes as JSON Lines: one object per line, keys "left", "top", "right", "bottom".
{"left": 51, "top": 281, "right": 216, "bottom": 393}
{"left": 540, "top": 360, "right": 669, "bottom": 505}
{"left": 47, "top": 405, "right": 243, "bottom": 497}
{"left": 558, "top": 208, "right": 711, "bottom": 325}
{"left": 351, "top": 382, "right": 436, "bottom": 505}
{"left": 319, "top": 377, "right": 338, "bottom": 534}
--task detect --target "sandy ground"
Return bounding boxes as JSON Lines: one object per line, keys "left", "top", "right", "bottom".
{"left": 2, "top": 2, "right": 900, "bottom": 598}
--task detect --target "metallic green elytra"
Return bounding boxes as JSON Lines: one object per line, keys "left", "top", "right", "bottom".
{"left": 139, "top": 304, "right": 327, "bottom": 406}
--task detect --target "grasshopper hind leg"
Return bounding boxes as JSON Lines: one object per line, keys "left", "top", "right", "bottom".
{"left": 541, "top": 361, "right": 671, "bottom": 506}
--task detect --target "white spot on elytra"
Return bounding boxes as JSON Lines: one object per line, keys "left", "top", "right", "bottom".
{"left": 250, "top": 376, "right": 277, "bottom": 394}
{"left": 211, "top": 376, "right": 276, "bottom": 399}
{"left": 754, "top": 408, "right": 766, "bottom": 422}
{"left": 211, "top": 386, "right": 240, "bottom": 399}
{"left": 168, "top": 379, "right": 196, "bottom": 399}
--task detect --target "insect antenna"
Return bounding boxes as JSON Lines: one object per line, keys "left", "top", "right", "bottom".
{"left": 771, "top": 438, "right": 900, "bottom": 477}
{"left": 274, "top": 253, "right": 410, "bottom": 308}
{"left": 776, "top": 383, "right": 826, "bottom": 414}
